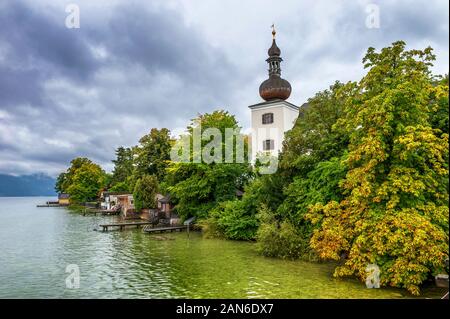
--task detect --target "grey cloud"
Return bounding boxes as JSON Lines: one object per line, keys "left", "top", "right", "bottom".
{"left": 0, "top": 0, "right": 239, "bottom": 175}
{"left": 0, "top": 66, "right": 44, "bottom": 107}
{"left": 0, "top": 1, "right": 99, "bottom": 81}
{"left": 0, "top": 0, "right": 448, "bottom": 176}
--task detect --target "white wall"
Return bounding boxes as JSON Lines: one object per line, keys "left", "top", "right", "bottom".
{"left": 249, "top": 101, "right": 299, "bottom": 161}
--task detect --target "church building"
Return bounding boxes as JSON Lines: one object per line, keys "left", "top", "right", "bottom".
{"left": 249, "top": 27, "right": 300, "bottom": 161}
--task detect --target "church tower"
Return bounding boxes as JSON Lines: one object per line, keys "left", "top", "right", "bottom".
{"left": 249, "top": 26, "right": 299, "bottom": 161}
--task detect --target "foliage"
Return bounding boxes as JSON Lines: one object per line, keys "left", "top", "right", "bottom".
{"left": 110, "top": 147, "right": 134, "bottom": 188}
{"left": 429, "top": 74, "right": 449, "bottom": 134}
{"left": 165, "top": 111, "right": 251, "bottom": 220}
{"left": 279, "top": 155, "right": 348, "bottom": 228}
{"left": 57, "top": 157, "right": 94, "bottom": 193}
{"left": 256, "top": 205, "right": 316, "bottom": 260}
{"left": 134, "top": 128, "right": 172, "bottom": 181}
{"left": 109, "top": 181, "right": 131, "bottom": 192}
{"left": 63, "top": 158, "right": 106, "bottom": 203}
{"left": 205, "top": 199, "right": 258, "bottom": 240}
{"left": 202, "top": 169, "right": 289, "bottom": 240}
{"left": 252, "top": 82, "right": 351, "bottom": 260}
{"left": 109, "top": 129, "right": 171, "bottom": 194}
{"left": 55, "top": 172, "right": 66, "bottom": 193}
{"left": 133, "top": 174, "right": 159, "bottom": 211}
{"left": 280, "top": 81, "right": 351, "bottom": 177}
{"left": 306, "top": 41, "right": 449, "bottom": 295}
{"left": 244, "top": 173, "right": 287, "bottom": 213}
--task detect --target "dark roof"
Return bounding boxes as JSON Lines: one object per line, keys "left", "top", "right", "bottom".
{"left": 158, "top": 195, "right": 172, "bottom": 203}
{"left": 58, "top": 193, "right": 70, "bottom": 199}
{"left": 298, "top": 102, "right": 310, "bottom": 117}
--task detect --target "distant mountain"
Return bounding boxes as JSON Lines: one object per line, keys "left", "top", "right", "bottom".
{"left": 0, "top": 174, "right": 56, "bottom": 197}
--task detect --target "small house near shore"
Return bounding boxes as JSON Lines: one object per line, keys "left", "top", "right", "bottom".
{"left": 158, "top": 194, "right": 174, "bottom": 219}
{"left": 100, "top": 191, "right": 134, "bottom": 216}
{"left": 58, "top": 193, "right": 70, "bottom": 206}
{"left": 157, "top": 194, "right": 180, "bottom": 226}
{"left": 100, "top": 191, "right": 179, "bottom": 224}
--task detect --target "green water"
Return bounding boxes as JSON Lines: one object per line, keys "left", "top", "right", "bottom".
{"left": 0, "top": 197, "right": 445, "bottom": 299}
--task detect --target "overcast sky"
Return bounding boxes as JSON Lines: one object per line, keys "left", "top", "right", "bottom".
{"left": 0, "top": 0, "right": 448, "bottom": 176}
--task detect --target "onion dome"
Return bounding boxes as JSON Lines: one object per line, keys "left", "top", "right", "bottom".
{"left": 259, "top": 75, "right": 292, "bottom": 101}
{"left": 259, "top": 25, "right": 292, "bottom": 101}
{"left": 268, "top": 39, "right": 281, "bottom": 56}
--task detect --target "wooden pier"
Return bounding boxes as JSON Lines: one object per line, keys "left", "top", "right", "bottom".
{"left": 142, "top": 225, "right": 187, "bottom": 234}
{"left": 99, "top": 221, "right": 190, "bottom": 233}
{"left": 37, "top": 204, "right": 66, "bottom": 207}
{"left": 83, "top": 209, "right": 120, "bottom": 216}
{"left": 99, "top": 221, "right": 155, "bottom": 232}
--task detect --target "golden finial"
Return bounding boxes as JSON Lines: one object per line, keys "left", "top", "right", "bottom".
{"left": 271, "top": 24, "right": 276, "bottom": 39}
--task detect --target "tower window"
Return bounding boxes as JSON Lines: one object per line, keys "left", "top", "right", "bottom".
{"left": 263, "top": 139, "right": 274, "bottom": 151}
{"left": 262, "top": 113, "right": 274, "bottom": 124}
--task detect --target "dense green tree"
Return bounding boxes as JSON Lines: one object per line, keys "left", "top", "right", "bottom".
{"left": 204, "top": 199, "right": 258, "bottom": 240}
{"left": 280, "top": 81, "right": 351, "bottom": 177}
{"left": 65, "top": 161, "right": 106, "bottom": 203}
{"left": 429, "top": 74, "right": 449, "bottom": 134}
{"left": 55, "top": 172, "right": 67, "bottom": 193}
{"left": 59, "top": 157, "right": 94, "bottom": 193}
{"left": 249, "top": 82, "right": 352, "bottom": 259}
{"left": 165, "top": 111, "right": 251, "bottom": 219}
{"left": 307, "top": 41, "right": 449, "bottom": 295}
{"left": 279, "top": 155, "right": 348, "bottom": 228}
{"left": 280, "top": 82, "right": 356, "bottom": 176}
{"left": 133, "top": 175, "right": 159, "bottom": 211}
{"left": 110, "top": 147, "right": 134, "bottom": 188}
{"left": 134, "top": 128, "right": 172, "bottom": 181}
{"left": 277, "top": 82, "right": 353, "bottom": 218}
{"left": 109, "top": 181, "right": 131, "bottom": 192}
{"left": 55, "top": 157, "right": 107, "bottom": 203}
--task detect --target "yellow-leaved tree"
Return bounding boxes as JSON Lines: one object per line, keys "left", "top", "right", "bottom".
{"left": 307, "top": 41, "right": 449, "bottom": 295}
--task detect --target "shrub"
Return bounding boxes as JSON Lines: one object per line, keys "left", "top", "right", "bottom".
{"left": 256, "top": 205, "right": 317, "bottom": 261}
{"left": 206, "top": 200, "right": 259, "bottom": 240}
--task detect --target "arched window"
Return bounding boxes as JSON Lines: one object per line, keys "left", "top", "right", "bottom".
{"left": 263, "top": 139, "right": 274, "bottom": 151}
{"left": 262, "top": 113, "right": 274, "bottom": 124}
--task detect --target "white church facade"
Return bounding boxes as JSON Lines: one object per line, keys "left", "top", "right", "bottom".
{"left": 249, "top": 27, "right": 301, "bottom": 161}
{"left": 249, "top": 99, "right": 299, "bottom": 161}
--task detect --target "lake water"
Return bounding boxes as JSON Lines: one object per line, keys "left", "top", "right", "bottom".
{"left": 0, "top": 197, "right": 445, "bottom": 299}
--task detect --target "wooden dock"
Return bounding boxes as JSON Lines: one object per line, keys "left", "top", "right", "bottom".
{"left": 99, "top": 221, "right": 155, "bottom": 232}
{"left": 37, "top": 204, "right": 66, "bottom": 207}
{"left": 142, "top": 225, "right": 187, "bottom": 234}
{"left": 83, "top": 209, "right": 120, "bottom": 216}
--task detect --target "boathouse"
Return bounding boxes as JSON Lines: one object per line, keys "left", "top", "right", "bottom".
{"left": 158, "top": 194, "right": 174, "bottom": 219}
{"left": 100, "top": 191, "right": 134, "bottom": 216}
{"left": 58, "top": 193, "right": 70, "bottom": 206}
{"left": 155, "top": 194, "right": 179, "bottom": 225}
